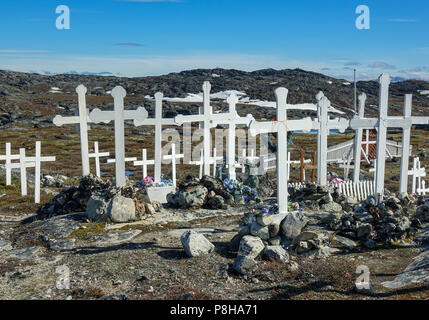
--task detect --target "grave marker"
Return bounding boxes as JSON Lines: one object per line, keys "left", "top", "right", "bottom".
{"left": 133, "top": 149, "right": 154, "bottom": 180}
{"left": 90, "top": 86, "right": 148, "bottom": 187}
{"left": 134, "top": 92, "right": 179, "bottom": 184}
{"left": 162, "top": 143, "right": 184, "bottom": 187}
{"left": 249, "top": 87, "right": 314, "bottom": 214}
{"left": 0, "top": 143, "right": 19, "bottom": 185}
{"left": 88, "top": 142, "right": 110, "bottom": 178}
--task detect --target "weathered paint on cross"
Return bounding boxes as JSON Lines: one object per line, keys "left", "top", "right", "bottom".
{"left": 249, "top": 87, "right": 314, "bottom": 214}
{"left": 0, "top": 143, "right": 19, "bottom": 185}
{"left": 352, "top": 93, "right": 367, "bottom": 183}
{"left": 399, "top": 95, "right": 413, "bottom": 193}
{"left": 90, "top": 86, "right": 148, "bottom": 187}
{"left": 133, "top": 149, "right": 154, "bottom": 180}
{"left": 134, "top": 92, "right": 178, "bottom": 184}
{"left": 53, "top": 85, "right": 91, "bottom": 176}
{"left": 162, "top": 143, "right": 184, "bottom": 187}
{"left": 175, "top": 82, "right": 213, "bottom": 176}
{"left": 210, "top": 92, "right": 254, "bottom": 180}
{"left": 88, "top": 142, "right": 110, "bottom": 178}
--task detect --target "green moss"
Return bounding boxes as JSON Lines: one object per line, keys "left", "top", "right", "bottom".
{"left": 68, "top": 222, "right": 106, "bottom": 239}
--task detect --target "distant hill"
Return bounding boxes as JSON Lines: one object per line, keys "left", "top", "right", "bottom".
{"left": 0, "top": 68, "right": 428, "bottom": 128}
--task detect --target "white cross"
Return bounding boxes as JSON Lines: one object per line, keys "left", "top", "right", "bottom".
{"left": 190, "top": 149, "right": 204, "bottom": 179}
{"left": 53, "top": 85, "right": 92, "bottom": 176}
{"left": 88, "top": 142, "right": 110, "bottom": 178}
{"left": 27, "top": 142, "right": 56, "bottom": 203}
{"left": 133, "top": 149, "right": 155, "bottom": 180}
{"left": 350, "top": 73, "right": 429, "bottom": 200}
{"left": 0, "top": 143, "right": 19, "bottom": 185}
{"left": 408, "top": 157, "right": 426, "bottom": 195}
{"left": 90, "top": 86, "right": 148, "bottom": 187}
{"left": 313, "top": 92, "right": 349, "bottom": 186}
{"left": 6, "top": 148, "right": 35, "bottom": 197}
{"left": 107, "top": 157, "right": 138, "bottom": 164}
{"left": 162, "top": 143, "right": 184, "bottom": 187}
{"left": 352, "top": 93, "right": 370, "bottom": 182}
{"left": 133, "top": 92, "right": 179, "bottom": 184}
{"left": 417, "top": 180, "right": 429, "bottom": 196}
{"left": 209, "top": 92, "right": 254, "bottom": 180}
{"left": 211, "top": 147, "right": 223, "bottom": 178}
{"left": 175, "top": 81, "right": 213, "bottom": 176}
{"left": 249, "top": 87, "right": 314, "bottom": 214}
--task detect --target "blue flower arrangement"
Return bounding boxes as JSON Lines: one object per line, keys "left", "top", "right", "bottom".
{"left": 223, "top": 178, "right": 260, "bottom": 203}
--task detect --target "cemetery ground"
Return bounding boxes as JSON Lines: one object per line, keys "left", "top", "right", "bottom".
{"left": 1, "top": 121, "right": 428, "bottom": 300}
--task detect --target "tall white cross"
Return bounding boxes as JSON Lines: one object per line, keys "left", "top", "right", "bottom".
{"left": 249, "top": 87, "right": 314, "bottom": 214}
{"left": 162, "top": 143, "right": 184, "bottom": 187}
{"left": 209, "top": 92, "right": 254, "bottom": 180}
{"left": 313, "top": 92, "right": 349, "bottom": 186}
{"left": 53, "top": 85, "right": 92, "bottom": 176}
{"left": 175, "top": 81, "right": 213, "bottom": 176}
{"left": 88, "top": 142, "right": 110, "bottom": 178}
{"left": 352, "top": 93, "right": 368, "bottom": 182}
{"left": 350, "top": 74, "right": 429, "bottom": 200}
{"left": 133, "top": 92, "right": 179, "bottom": 184}
{"left": 133, "top": 149, "right": 154, "bottom": 180}
{"left": 0, "top": 143, "right": 19, "bottom": 185}
{"left": 27, "top": 142, "right": 56, "bottom": 203}
{"left": 90, "top": 86, "right": 148, "bottom": 187}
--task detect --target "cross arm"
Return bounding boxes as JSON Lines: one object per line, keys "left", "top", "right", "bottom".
{"left": 53, "top": 115, "right": 81, "bottom": 126}
{"left": 123, "top": 107, "right": 148, "bottom": 122}
{"left": 90, "top": 109, "right": 115, "bottom": 124}
{"left": 175, "top": 114, "right": 204, "bottom": 125}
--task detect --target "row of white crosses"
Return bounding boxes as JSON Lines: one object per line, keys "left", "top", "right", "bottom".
{"left": 409, "top": 157, "right": 426, "bottom": 195}
{"left": 1, "top": 142, "right": 55, "bottom": 203}
{"left": 350, "top": 73, "right": 429, "bottom": 201}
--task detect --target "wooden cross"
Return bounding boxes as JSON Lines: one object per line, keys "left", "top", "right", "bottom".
{"left": 89, "top": 86, "right": 148, "bottom": 187}
{"left": 249, "top": 87, "right": 314, "bottom": 214}
{"left": 352, "top": 93, "right": 369, "bottom": 182}
{"left": 6, "top": 148, "right": 34, "bottom": 197}
{"left": 350, "top": 73, "right": 429, "bottom": 200}
{"left": 175, "top": 81, "right": 213, "bottom": 176}
{"left": 133, "top": 92, "right": 179, "bottom": 184}
{"left": 408, "top": 157, "right": 426, "bottom": 194}
{"left": 88, "top": 142, "right": 110, "bottom": 178}
{"left": 53, "top": 85, "right": 92, "bottom": 176}
{"left": 27, "top": 142, "right": 56, "bottom": 203}
{"left": 162, "top": 143, "right": 184, "bottom": 187}
{"left": 0, "top": 143, "right": 19, "bottom": 185}
{"left": 313, "top": 92, "right": 349, "bottom": 186}
{"left": 417, "top": 180, "right": 429, "bottom": 196}
{"left": 209, "top": 92, "right": 254, "bottom": 180}
{"left": 133, "top": 149, "right": 154, "bottom": 180}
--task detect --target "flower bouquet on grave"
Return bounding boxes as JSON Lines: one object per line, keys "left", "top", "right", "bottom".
{"left": 288, "top": 201, "right": 302, "bottom": 212}
{"left": 222, "top": 178, "right": 261, "bottom": 204}
{"left": 144, "top": 174, "right": 176, "bottom": 204}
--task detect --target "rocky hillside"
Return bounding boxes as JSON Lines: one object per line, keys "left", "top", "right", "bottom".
{"left": 1, "top": 68, "right": 429, "bottom": 128}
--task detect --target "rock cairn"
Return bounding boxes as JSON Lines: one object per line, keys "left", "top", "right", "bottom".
{"left": 37, "top": 174, "right": 159, "bottom": 222}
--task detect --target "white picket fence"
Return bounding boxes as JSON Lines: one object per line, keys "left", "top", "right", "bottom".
{"left": 288, "top": 180, "right": 375, "bottom": 201}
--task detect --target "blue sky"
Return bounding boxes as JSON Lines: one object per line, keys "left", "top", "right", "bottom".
{"left": 0, "top": 0, "right": 428, "bottom": 80}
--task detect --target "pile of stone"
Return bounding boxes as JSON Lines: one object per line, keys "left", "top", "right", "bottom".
{"left": 414, "top": 198, "right": 429, "bottom": 224}
{"left": 321, "top": 194, "right": 422, "bottom": 248}
{"left": 288, "top": 183, "right": 354, "bottom": 212}
{"left": 229, "top": 210, "right": 307, "bottom": 275}
{"left": 37, "top": 174, "right": 159, "bottom": 223}
{"left": 167, "top": 175, "right": 233, "bottom": 210}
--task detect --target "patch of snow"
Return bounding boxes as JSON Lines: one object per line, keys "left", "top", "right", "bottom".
{"left": 106, "top": 90, "right": 112, "bottom": 94}
{"left": 212, "top": 74, "right": 221, "bottom": 78}
{"left": 418, "top": 90, "right": 429, "bottom": 95}
{"left": 342, "top": 82, "right": 351, "bottom": 86}
{"left": 49, "top": 87, "right": 62, "bottom": 93}
{"left": 327, "top": 81, "right": 333, "bottom": 85}
{"left": 270, "top": 82, "right": 278, "bottom": 85}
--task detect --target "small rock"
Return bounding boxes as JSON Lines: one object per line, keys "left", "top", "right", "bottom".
{"left": 233, "top": 255, "right": 258, "bottom": 275}
{"left": 256, "top": 213, "right": 274, "bottom": 227}
{"left": 49, "top": 239, "right": 75, "bottom": 252}
{"left": 249, "top": 222, "right": 270, "bottom": 240}
{"left": 263, "top": 246, "right": 289, "bottom": 263}
{"left": 237, "top": 236, "right": 265, "bottom": 259}
{"left": 181, "top": 230, "right": 215, "bottom": 257}
{"left": 281, "top": 212, "right": 309, "bottom": 240}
